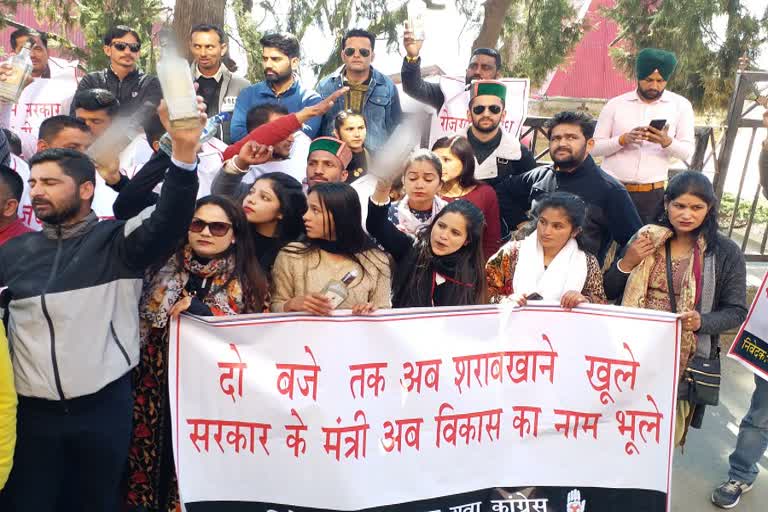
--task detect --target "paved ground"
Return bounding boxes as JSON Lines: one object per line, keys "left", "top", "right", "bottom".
{"left": 670, "top": 356, "right": 767, "bottom": 511}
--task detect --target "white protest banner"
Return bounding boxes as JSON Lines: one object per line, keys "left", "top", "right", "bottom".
{"left": 729, "top": 271, "right": 768, "bottom": 381}
{"left": 8, "top": 57, "right": 79, "bottom": 159}
{"left": 170, "top": 304, "right": 680, "bottom": 512}
{"left": 429, "top": 76, "right": 529, "bottom": 147}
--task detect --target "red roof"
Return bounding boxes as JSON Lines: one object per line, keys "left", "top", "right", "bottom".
{"left": 543, "top": 0, "right": 635, "bottom": 99}
{"left": 0, "top": 5, "right": 86, "bottom": 58}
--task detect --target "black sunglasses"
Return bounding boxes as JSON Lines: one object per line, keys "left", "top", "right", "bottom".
{"left": 112, "top": 42, "right": 141, "bottom": 53}
{"left": 343, "top": 47, "right": 371, "bottom": 58}
{"left": 189, "top": 218, "right": 232, "bottom": 237}
{"left": 472, "top": 104, "right": 502, "bottom": 115}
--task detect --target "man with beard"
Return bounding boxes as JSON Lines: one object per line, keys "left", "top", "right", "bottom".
{"left": 230, "top": 32, "right": 322, "bottom": 142}
{"left": 0, "top": 98, "right": 202, "bottom": 511}
{"left": 400, "top": 26, "right": 537, "bottom": 181}
{"left": 592, "top": 48, "right": 694, "bottom": 224}
{"left": 461, "top": 80, "right": 531, "bottom": 234}
{"left": 498, "top": 111, "right": 642, "bottom": 263}
{"left": 71, "top": 26, "right": 162, "bottom": 119}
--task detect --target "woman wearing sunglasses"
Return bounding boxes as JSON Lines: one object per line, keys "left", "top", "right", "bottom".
{"left": 127, "top": 195, "right": 268, "bottom": 511}
{"left": 271, "top": 182, "right": 391, "bottom": 315}
{"left": 432, "top": 135, "right": 501, "bottom": 259}
{"left": 334, "top": 110, "right": 369, "bottom": 183}
{"left": 486, "top": 191, "right": 606, "bottom": 308}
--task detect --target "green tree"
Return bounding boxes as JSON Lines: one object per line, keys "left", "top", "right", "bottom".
{"left": 605, "top": 0, "right": 768, "bottom": 111}
{"left": 498, "top": 0, "right": 586, "bottom": 86}
{"left": 1, "top": 0, "right": 168, "bottom": 72}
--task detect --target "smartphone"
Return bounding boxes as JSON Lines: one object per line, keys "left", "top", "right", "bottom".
{"left": 649, "top": 119, "right": 667, "bottom": 130}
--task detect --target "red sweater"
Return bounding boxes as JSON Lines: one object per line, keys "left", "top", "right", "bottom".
{"left": 0, "top": 218, "right": 32, "bottom": 247}
{"left": 441, "top": 182, "right": 501, "bottom": 261}
{"left": 222, "top": 113, "right": 302, "bottom": 161}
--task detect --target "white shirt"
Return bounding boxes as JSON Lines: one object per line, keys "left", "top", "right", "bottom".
{"left": 8, "top": 57, "right": 79, "bottom": 159}
{"left": 239, "top": 131, "right": 310, "bottom": 185}
{"left": 592, "top": 89, "right": 695, "bottom": 184}
{"left": 10, "top": 155, "right": 40, "bottom": 231}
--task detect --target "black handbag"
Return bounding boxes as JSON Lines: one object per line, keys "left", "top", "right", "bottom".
{"left": 665, "top": 241, "right": 720, "bottom": 406}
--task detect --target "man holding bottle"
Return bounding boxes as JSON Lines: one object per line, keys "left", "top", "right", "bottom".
{"left": 0, "top": 95, "right": 205, "bottom": 511}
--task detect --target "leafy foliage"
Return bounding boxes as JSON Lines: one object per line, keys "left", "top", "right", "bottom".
{"left": 1, "top": 0, "right": 169, "bottom": 72}
{"left": 605, "top": 0, "right": 768, "bottom": 112}
{"left": 500, "top": 0, "right": 585, "bottom": 87}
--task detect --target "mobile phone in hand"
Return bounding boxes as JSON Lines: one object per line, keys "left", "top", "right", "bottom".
{"left": 649, "top": 119, "right": 667, "bottom": 130}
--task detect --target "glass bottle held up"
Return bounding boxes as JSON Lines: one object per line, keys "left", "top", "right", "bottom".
{"left": 0, "top": 41, "right": 32, "bottom": 104}
{"left": 157, "top": 40, "right": 199, "bottom": 129}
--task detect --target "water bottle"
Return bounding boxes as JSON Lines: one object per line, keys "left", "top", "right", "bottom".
{"left": 159, "top": 112, "right": 231, "bottom": 156}
{"left": 157, "top": 41, "right": 199, "bottom": 129}
{"left": 0, "top": 42, "right": 32, "bottom": 104}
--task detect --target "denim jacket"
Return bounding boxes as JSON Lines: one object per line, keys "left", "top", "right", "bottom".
{"left": 316, "top": 66, "right": 402, "bottom": 152}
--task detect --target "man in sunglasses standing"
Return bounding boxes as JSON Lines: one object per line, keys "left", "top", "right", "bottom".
{"left": 316, "top": 29, "right": 402, "bottom": 152}
{"left": 71, "top": 25, "right": 162, "bottom": 120}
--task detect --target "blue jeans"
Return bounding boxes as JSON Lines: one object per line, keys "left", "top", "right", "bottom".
{"left": 729, "top": 374, "right": 768, "bottom": 484}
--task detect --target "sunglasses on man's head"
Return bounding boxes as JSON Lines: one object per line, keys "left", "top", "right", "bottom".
{"left": 343, "top": 47, "right": 371, "bottom": 58}
{"left": 472, "top": 104, "right": 502, "bottom": 115}
{"left": 111, "top": 42, "right": 141, "bottom": 53}
{"left": 189, "top": 219, "right": 232, "bottom": 237}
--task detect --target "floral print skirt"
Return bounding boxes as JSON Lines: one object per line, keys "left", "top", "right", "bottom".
{"left": 126, "top": 326, "right": 179, "bottom": 512}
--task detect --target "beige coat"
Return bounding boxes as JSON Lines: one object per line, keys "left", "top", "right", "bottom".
{"left": 270, "top": 243, "right": 392, "bottom": 312}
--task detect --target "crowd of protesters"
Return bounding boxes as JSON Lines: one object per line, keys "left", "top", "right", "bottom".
{"left": 0, "top": 17, "right": 761, "bottom": 512}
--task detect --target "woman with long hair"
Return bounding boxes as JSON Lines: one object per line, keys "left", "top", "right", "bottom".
{"left": 376, "top": 148, "right": 447, "bottom": 236}
{"left": 432, "top": 135, "right": 501, "bottom": 259}
{"left": 334, "top": 110, "right": 369, "bottom": 183}
{"left": 240, "top": 172, "right": 307, "bottom": 273}
{"left": 486, "top": 191, "right": 606, "bottom": 307}
{"left": 605, "top": 171, "right": 747, "bottom": 447}
{"left": 271, "top": 182, "right": 391, "bottom": 315}
{"left": 367, "top": 177, "right": 487, "bottom": 307}
{"left": 126, "top": 195, "right": 269, "bottom": 512}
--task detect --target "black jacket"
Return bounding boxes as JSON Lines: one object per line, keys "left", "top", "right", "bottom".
{"left": 497, "top": 156, "right": 643, "bottom": 262}
{"left": 71, "top": 67, "right": 162, "bottom": 118}
{"left": 0, "top": 162, "right": 198, "bottom": 400}
{"left": 110, "top": 151, "right": 171, "bottom": 220}
{"left": 401, "top": 57, "right": 446, "bottom": 112}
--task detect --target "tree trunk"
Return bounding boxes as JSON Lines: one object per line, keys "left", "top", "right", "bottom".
{"left": 471, "top": 0, "right": 514, "bottom": 50}
{"left": 172, "top": 0, "right": 227, "bottom": 58}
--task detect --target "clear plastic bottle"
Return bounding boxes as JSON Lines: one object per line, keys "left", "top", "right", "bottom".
{"left": 156, "top": 41, "right": 199, "bottom": 129}
{"left": 320, "top": 271, "right": 358, "bottom": 309}
{"left": 86, "top": 114, "right": 144, "bottom": 169}
{"left": 0, "top": 42, "right": 32, "bottom": 104}
{"left": 407, "top": 1, "right": 427, "bottom": 41}
{"left": 158, "top": 112, "right": 231, "bottom": 156}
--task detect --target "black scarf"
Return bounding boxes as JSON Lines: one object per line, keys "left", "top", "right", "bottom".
{"left": 252, "top": 230, "right": 285, "bottom": 274}
{"left": 393, "top": 245, "right": 475, "bottom": 308}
